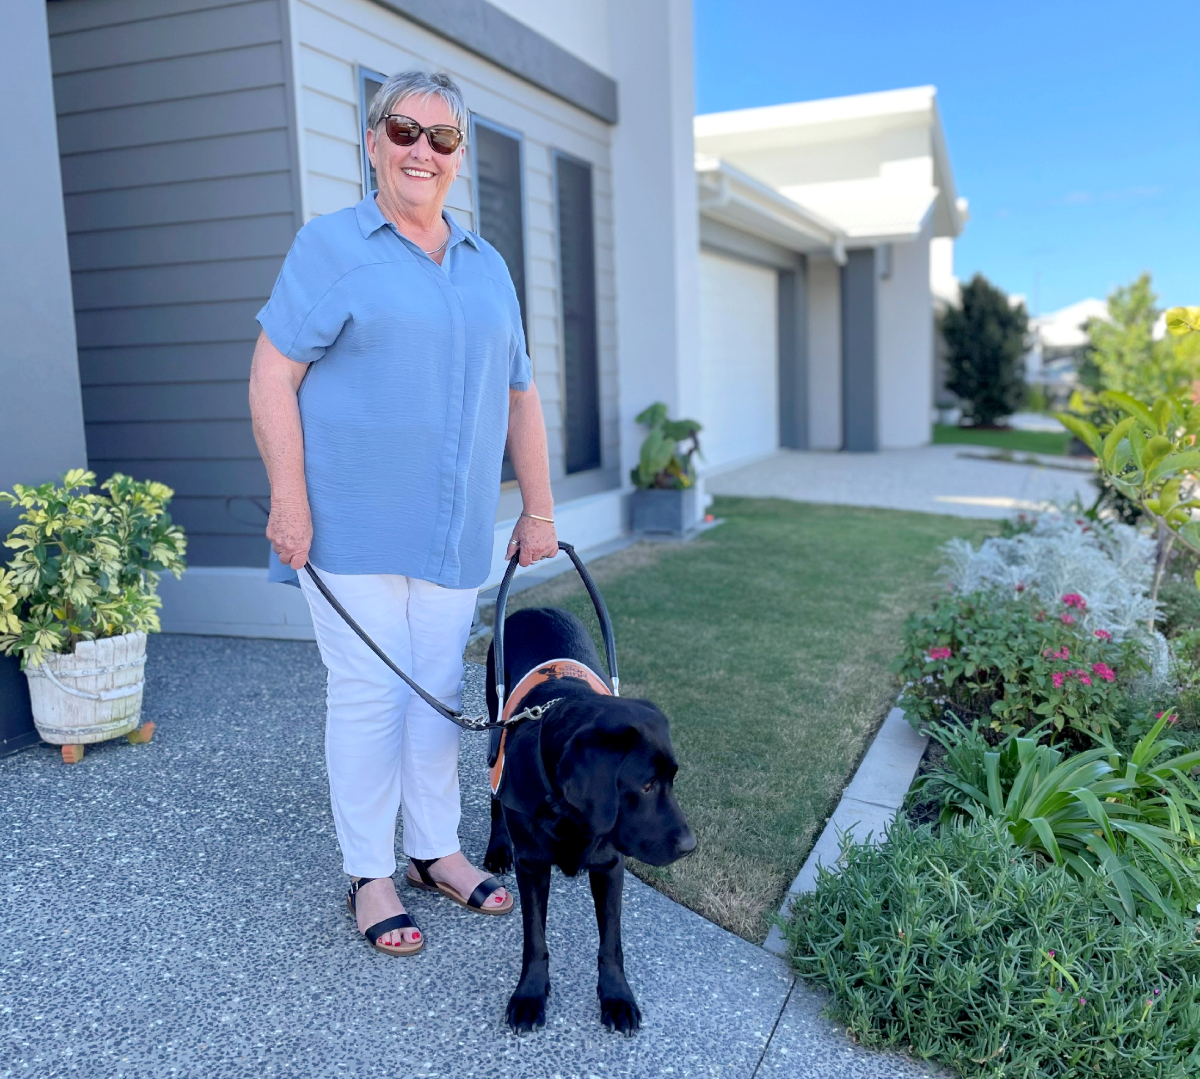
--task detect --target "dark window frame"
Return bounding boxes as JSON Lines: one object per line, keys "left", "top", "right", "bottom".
{"left": 358, "top": 66, "right": 387, "bottom": 197}
{"left": 553, "top": 149, "right": 602, "bottom": 475}
{"left": 469, "top": 112, "right": 529, "bottom": 332}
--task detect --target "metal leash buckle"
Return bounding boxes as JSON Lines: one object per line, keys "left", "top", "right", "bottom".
{"left": 504, "top": 697, "right": 562, "bottom": 727}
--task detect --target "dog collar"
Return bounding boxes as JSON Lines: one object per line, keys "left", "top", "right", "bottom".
{"left": 489, "top": 658, "right": 612, "bottom": 798}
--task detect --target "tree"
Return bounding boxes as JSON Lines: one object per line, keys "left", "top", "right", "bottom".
{"left": 1082, "top": 274, "right": 1200, "bottom": 400}
{"left": 943, "top": 274, "right": 1029, "bottom": 426}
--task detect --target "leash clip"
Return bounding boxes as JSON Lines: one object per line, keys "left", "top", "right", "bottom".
{"left": 505, "top": 697, "right": 562, "bottom": 727}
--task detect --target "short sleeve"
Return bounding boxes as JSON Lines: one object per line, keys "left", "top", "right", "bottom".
{"left": 256, "top": 226, "right": 350, "bottom": 364}
{"left": 507, "top": 285, "right": 532, "bottom": 391}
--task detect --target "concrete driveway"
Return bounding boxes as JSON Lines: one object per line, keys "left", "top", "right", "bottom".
{"left": 705, "top": 445, "right": 1096, "bottom": 518}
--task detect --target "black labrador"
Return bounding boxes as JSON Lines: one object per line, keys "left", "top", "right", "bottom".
{"left": 484, "top": 606, "right": 696, "bottom": 1036}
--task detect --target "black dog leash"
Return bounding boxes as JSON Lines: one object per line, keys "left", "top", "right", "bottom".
{"left": 302, "top": 540, "right": 619, "bottom": 732}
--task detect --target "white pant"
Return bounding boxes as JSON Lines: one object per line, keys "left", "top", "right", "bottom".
{"left": 298, "top": 567, "right": 479, "bottom": 878}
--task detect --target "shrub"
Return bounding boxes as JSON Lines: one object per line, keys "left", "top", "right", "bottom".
{"left": 941, "top": 513, "right": 1160, "bottom": 650}
{"left": 786, "top": 818, "right": 1200, "bottom": 1079}
{"left": 913, "top": 716, "right": 1200, "bottom": 922}
{"left": 1081, "top": 274, "right": 1200, "bottom": 401}
{"left": 895, "top": 591, "right": 1140, "bottom": 746}
{"left": 0, "top": 469, "right": 186, "bottom": 667}
{"left": 942, "top": 273, "right": 1029, "bottom": 427}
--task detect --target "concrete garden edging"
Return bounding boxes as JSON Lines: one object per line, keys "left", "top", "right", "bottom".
{"left": 763, "top": 703, "right": 927, "bottom": 955}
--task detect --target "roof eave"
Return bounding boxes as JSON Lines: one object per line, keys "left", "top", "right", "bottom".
{"left": 696, "top": 155, "right": 846, "bottom": 260}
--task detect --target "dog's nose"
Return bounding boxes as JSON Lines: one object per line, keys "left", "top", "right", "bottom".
{"left": 676, "top": 829, "right": 697, "bottom": 857}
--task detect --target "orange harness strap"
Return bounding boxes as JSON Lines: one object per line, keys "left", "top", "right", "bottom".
{"left": 489, "top": 658, "right": 612, "bottom": 796}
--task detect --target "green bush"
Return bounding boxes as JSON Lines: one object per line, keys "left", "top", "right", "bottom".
{"left": 786, "top": 818, "right": 1200, "bottom": 1079}
{"left": 894, "top": 591, "right": 1140, "bottom": 747}
{"left": 913, "top": 717, "right": 1200, "bottom": 922}
{"left": 0, "top": 469, "right": 186, "bottom": 667}
{"left": 942, "top": 274, "right": 1029, "bottom": 427}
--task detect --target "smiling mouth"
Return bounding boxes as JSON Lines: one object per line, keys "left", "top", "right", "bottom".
{"left": 402, "top": 167, "right": 435, "bottom": 179}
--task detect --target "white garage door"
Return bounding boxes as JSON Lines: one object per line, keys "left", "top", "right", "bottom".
{"left": 698, "top": 251, "right": 779, "bottom": 473}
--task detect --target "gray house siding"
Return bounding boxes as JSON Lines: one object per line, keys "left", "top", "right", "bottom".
{"left": 47, "top": 0, "right": 300, "bottom": 566}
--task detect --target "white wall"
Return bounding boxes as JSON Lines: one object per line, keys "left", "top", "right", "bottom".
{"left": 0, "top": 0, "right": 88, "bottom": 515}
{"left": 290, "top": 0, "right": 620, "bottom": 494}
{"left": 876, "top": 224, "right": 934, "bottom": 449}
{"left": 486, "top": 0, "right": 612, "bottom": 76}
{"left": 807, "top": 256, "right": 842, "bottom": 450}
{"left": 697, "top": 251, "right": 778, "bottom": 472}
{"left": 608, "top": 0, "right": 701, "bottom": 491}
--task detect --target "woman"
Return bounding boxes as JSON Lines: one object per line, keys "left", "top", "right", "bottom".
{"left": 249, "top": 71, "right": 556, "bottom": 955}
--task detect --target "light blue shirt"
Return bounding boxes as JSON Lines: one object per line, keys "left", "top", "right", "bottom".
{"left": 257, "top": 194, "right": 531, "bottom": 590}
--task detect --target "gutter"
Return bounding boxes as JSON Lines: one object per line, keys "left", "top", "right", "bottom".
{"left": 696, "top": 155, "right": 848, "bottom": 264}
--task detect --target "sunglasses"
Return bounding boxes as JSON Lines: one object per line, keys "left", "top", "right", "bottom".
{"left": 381, "top": 114, "right": 464, "bottom": 155}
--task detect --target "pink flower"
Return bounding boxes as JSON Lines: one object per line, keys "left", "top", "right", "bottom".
{"left": 1052, "top": 672, "right": 1066, "bottom": 689}
{"left": 1079, "top": 674, "right": 1092, "bottom": 686}
{"left": 1035, "top": 610, "right": 1046, "bottom": 622}
{"left": 1092, "top": 663, "right": 1116, "bottom": 683}
{"left": 1061, "top": 593, "right": 1087, "bottom": 610}
{"left": 1061, "top": 613, "right": 1075, "bottom": 625}
{"left": 1015, "top": 581, "right": 1026, "bottom": 593}
{"left": 927, "top": 647, "right": 952, "bottom": 661}
{"left": 1094, "top": 629, "right": 1112, "bottom": 641}
{"left": 1158, "top": 711, "right": 1180, "bottom": 726}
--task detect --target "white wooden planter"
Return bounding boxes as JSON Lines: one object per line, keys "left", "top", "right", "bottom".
{"left": 24, "top": 631, "right": 150, "bottom": 759}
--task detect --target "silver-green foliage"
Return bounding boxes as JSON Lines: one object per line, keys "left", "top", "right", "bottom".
{"left": 788, "top": 818, "right": 1200, "bottom": 1079}
{"left": 940, "top": 513, "right": 1168, "bottom": 679}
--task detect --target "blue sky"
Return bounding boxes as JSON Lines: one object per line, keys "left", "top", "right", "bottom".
{"left": 694, "top": 0, "right": 1198, "bottom": 315}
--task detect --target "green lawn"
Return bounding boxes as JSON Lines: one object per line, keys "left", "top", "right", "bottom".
{"left": 479, "top": 498, "right": 996, "bottom": 941}
{"left": 932, "top": 422, "right": 1072, "bottom": 456}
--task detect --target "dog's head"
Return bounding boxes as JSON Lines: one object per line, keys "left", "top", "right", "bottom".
{"left": 553, "top": 697, "right": 695, "bottom": 866}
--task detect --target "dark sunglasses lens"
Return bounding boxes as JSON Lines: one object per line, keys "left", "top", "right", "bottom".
{"left": 427, "top": 127, "right": 462, "bottom": 154}
{"left": 385, "top": 117, "right": 420, "bottom": 146}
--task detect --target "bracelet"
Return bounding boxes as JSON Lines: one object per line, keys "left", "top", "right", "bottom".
{"left": 521, "top": 512, "right": 555, "bottom": 524}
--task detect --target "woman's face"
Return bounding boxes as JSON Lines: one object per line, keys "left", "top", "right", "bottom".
{"left": 367, "top": 94, "right": 464, "bottom": 216}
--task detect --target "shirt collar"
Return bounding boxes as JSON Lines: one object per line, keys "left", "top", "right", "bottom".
{"left": 356, "top": 193, "right": 480, "bottom": 251}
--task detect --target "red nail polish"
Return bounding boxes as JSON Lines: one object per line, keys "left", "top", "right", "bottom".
{"left": 412, "top": 931, "right": 421, "bottom": 940}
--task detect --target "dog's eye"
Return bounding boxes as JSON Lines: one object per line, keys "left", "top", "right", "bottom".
{"left": 642, "top": 781, "right": 654, "bottom": 794}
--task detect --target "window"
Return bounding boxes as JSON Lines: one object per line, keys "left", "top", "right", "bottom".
{"left": 555, "top": 153, "right": 600, "bottom": 474}
{"left": 472, "top": 117, "right": 528, "bottom": 483}
{"left": 358, "top": 67, "right": 386, "bottom": 196}
{"left": 471, "top": 116, "right": 528, "bottom": 329}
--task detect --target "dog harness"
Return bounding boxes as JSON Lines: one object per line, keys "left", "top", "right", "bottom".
{"left": 489, "top": 658, "right": 613, "bottom": 796}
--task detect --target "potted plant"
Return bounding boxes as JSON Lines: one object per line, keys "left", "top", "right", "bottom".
{"left": 629, "top": 403, "right": 703, "bottom": 536}
{"left": 0, "top": 469, "right": 186, "bottom": 763}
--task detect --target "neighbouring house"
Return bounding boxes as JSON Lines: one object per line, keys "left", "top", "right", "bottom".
{"left": 694, "top": 86, "right": 968, "bottom": 455}
{"left": 1025, "top": 298, "right": 1109, "bottom": 405}
{"left": 1, "top": 1, "right": 967, "bottom": 651}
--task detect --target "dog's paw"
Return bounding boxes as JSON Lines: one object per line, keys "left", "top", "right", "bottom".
{"left": 506, "top": 990, "right": 547, "bottom": 1035}
{"left": 483, "top": 841, "right": 513, "bottom": 875}
{"left": 599, "top": 993, "right": 642, "bottom": 1036}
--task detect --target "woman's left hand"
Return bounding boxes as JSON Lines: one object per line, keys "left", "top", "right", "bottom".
{"left": 508, "top": 514, "right": 557, "bottom": 567}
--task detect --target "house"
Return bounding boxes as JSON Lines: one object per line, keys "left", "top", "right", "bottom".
{"left": 1025, "top": 298, "right": 1108, "bottom": 404}
{"left": 5, "top": 0, "right": 703, "bottom": 639}
{"left": 2, "top": 1, "right": 967, "bottom": 647}
{"left": 693, "top": 87, "right": 968, "bottom": 455}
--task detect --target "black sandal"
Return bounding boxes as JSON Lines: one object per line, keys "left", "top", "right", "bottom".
{"left": 347, "top": 877, "right": 424, "bottom": 955}
{"left": 406, "top": 856, "right": 514, "bottom": 915}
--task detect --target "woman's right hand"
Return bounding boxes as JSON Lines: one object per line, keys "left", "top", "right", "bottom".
{"left": 266, "top": 499, "right": 313, "bottom": 569}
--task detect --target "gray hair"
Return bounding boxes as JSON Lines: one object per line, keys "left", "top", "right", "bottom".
{"left": 366, "top": 71, "right": 468, "bottom": 144}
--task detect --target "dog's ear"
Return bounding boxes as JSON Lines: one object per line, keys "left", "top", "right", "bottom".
{"left": 557, "top": 722, "right": 640, "bottom": 837}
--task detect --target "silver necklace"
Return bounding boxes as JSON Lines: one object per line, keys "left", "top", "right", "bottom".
{"left": 422, "top": 224, "right": 450, "bottom": 255}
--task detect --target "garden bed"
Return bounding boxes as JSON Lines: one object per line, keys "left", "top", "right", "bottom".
{"left": 784, "top": 508, "right": 1200, "bottom": 1078}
